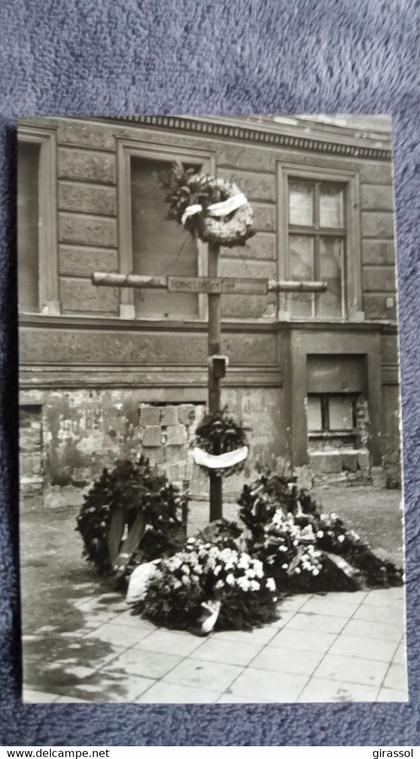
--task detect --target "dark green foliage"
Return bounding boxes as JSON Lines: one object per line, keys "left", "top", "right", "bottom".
{"left": 238, "top": 470, "right": 403, "bottom": 592}
{"left": 196, "top": 518, "right": 243, "bottom": 550}
{"left": 216, "top": 587, "right": 279, "bottom": 630}
{"left": 76, "top": 457, "right": 186, "bottom": 577}
{"left": 158, "top": 162, "right": 255, "bottom": 247}
{"left": 158, "top": 162, "right": 232, "bottom": 234}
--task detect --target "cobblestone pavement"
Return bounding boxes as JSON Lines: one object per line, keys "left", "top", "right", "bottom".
{"left": 21, "top": 492, "right": 407, "bottom": 704}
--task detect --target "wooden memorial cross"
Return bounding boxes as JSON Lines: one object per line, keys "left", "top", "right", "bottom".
{"left": 92, "top": 243, "right": 326, "bottom": 523}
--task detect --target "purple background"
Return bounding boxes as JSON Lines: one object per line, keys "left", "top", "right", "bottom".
{"left": 0, "top": 0, "right": 419, "bottom": 745}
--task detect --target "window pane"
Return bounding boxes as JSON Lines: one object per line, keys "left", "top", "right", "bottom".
{"left": 318, "top": 237, "right": 343, "bottom": 318}
{"left": 289, "top": 235, "right": 314, "bottom": 317}
{"left": 289, "top": 180, "right": 314, "bottom": 226}
{"left": 131, "top": 157, "right": 199, "bottom": 318}
{"left": 329, "top": 396, "right": 354, "bottom": 431}
{"left": 307, "top": 396, "right": 322, "bottom": 431}
{"left": 320, "top": 183, "right": 344, "bottom": 228}
{"left": 18, "top": 142, "right": 40, "bottom": 312}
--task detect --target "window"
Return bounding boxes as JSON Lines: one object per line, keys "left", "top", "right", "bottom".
{"left": 277, "top": 163, "right": 362, "bottom": 321}
{"left": 131, "top": 157, "right": 200, "bottom": 318}
{"left": 307, "top": 393, "right": 356, "bottom": 433}
{"left": 118, "top": 140, "right": 213, "bottom": 320}
{"left": 288, "top": 179, "right": 346, "bottom": 318}
{"left": 17, "top": 126, "right": 59, "bottom": 315}
{"left": 18, "top": 142, "right": 40, "bottom": 311}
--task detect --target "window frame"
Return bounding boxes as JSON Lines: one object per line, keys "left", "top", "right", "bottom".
{"left": 277, "top": 162, "right": 363, "bottom": 322}
{"left": 18, "top": 125, "right": 59, "bottom": 315}
{"left": 307, "top": 392, "right": 358, "bottom": 435}
{"left": 117, "top": 139, "right": 215, "bottom": 320}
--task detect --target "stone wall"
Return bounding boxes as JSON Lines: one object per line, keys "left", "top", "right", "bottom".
{"left": 19, "top": 115, "right": 397, "bottom": 323}
{"left": 18, "top": 116, "right": 401, "bottom": 495}
{"left": 19, "top": 386, "right": 286, "bottom": 509}
{"left": 20, "top": 406, "right": 43, "bottom": 504}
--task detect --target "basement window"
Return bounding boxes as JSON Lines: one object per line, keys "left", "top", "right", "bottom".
{"left": 307, "top": 393, "right": 357, "bottom": 434}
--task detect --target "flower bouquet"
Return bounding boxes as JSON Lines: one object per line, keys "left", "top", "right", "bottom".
{"left": 159, "top": 163, "right": 254, "bottom": 247}
{"left": 139, "top": 538, "right": 278, "bottom": 632}
{"left": 238, "top": 470, "right": 404, "bottom": 592}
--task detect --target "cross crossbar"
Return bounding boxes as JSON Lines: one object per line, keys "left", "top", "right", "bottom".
{"left": 91, "top": 272, "right": 327, "bottom": 295}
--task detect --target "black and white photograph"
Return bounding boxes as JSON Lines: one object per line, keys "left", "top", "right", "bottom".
{"left": 18, "top": 114, "right": 407, "bottom": 704}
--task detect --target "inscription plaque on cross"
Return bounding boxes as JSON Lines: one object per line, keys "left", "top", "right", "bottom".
{"left": 92, "top": 241, "right": 326, "bottom": 523}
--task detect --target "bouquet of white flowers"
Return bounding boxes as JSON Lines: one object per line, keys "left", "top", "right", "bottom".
{"left": 140, "top": 537, "right": 278, "bottom": 632}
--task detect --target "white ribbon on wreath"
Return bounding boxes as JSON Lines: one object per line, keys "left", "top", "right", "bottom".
{"left": 181, "top": 192, "right": 248, "bottom": 225}
{"left": 192, "top": 445, "right": 249, "bottom": 469}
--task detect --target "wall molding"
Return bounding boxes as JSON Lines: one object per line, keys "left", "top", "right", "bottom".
{"left": 18, "top": 314, "right": 398, "bottom": 333}
{"left": 19, "top": 365, "right": 283, "bottom": 390}
{"left": 114, "top": 115, "right": 392, "bottom": 162}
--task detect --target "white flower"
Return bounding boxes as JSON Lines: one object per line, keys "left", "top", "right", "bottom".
{"left": 282, "top": 563, "right": 288, "bottom": 569}
{"left": 181, "top": 575, "right": 190, "bottom": 586}
{"left": 249, "top": 580, "right": 260, "bottom": 591}
{"left": 294, "top": 568, "right": 301, "bottom": 575}
{"left": 312, "top": 568, "right": 320, "bottom": 576}
{"left": 338, "top": 535, "right": 345, "bottom": 543}
{"left": 316, "top": 530, "right": 324, "bottom": 538}
{"left": 214, "top": 580, "right": 224, "bottom": 590}
{"left": 266, "top": 577, "right": 276, "bottom": 592}
{"left": 225, "top": 573, "right": 235, "bottom": 586}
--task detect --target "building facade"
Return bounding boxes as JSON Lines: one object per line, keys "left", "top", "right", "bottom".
{"left": 17, "top": 115, "right": 401, "bottom": 507}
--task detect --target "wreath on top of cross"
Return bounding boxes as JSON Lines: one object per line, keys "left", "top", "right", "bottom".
{"left": 159, "top": 162, "right": 255, "bottom": 247}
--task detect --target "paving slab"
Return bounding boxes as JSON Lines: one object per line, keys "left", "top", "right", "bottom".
{"left": 299, "top": 595, "right": 361, "bottom": 618}
{"left": 284, "top": 611, "right": 349, "bottom": 634}
{"left": 269, "top": 627, "right": 337, "bottom": 653}
{"left": 136, "top": 681, "right": 218, "bottom": 703}
{"left": 298, "top": 676, "right": 379, "bottom": 703}
{"left": 135, "top": 629, "right": 205, "bottom": 657}
{"left": 163, "top": 657, "right": 243, "bottom": 693}
{"left": 212, "top": 626, "right": 278, "bottom": 645}
{"left": 63, "top": 669, "right": 154, "bottom": 702}
{"left": 192, "top": 638, "right": 263, "bottom": 667}
{"left": 329, "top": 633, "right": 399, "bottom": 663}
{"left": 364, "top": 589, "right": 405, "bottom": 607}
{"left": 313, "top": 652, "right": 389, "bottom": 687}
{"left": 229, "top": 667, "right": 307, "bottom": 702}
{"left": 251, "top": 646, "right": 324, "bottom": 677}
{"left": 102, "top": 647, "right": 182, "bottom": 680}
{"left": 382, "top": 663, "right": 408, "bottom": 691}
{"left": 22, "top": 689, "right": 59, "bottom": 703}
{"left": 84, "top": 621, "right": 154, "bottom": 647}
{"left": 343, "top": 618, "right": 404, "bottom": 642}
{"left": 377, "top": 687, "right": 409, "bottom": 702}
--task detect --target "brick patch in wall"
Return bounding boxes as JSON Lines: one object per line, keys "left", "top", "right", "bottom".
{"left": 138, "top": 403, "right": 205, "bottom": 486}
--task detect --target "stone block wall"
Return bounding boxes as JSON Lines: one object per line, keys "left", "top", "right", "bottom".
{"left": 19, "top": 385, "right": 286, "bottom": 509}
{"left": 20, "top": 406, "right": 43, "bottom": 504}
